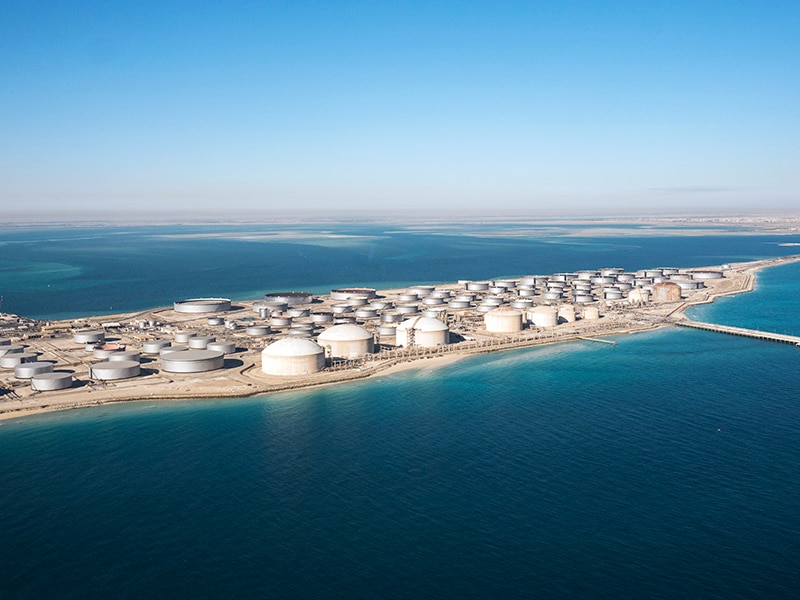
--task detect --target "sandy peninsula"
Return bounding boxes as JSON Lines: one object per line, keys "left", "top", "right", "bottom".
{"left": 1, "top": 255, "right": 798, "bottom": 422}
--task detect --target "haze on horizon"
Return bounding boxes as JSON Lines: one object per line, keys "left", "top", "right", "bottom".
{"left": 1, "top": 1, "right": 798, "bottom": 216}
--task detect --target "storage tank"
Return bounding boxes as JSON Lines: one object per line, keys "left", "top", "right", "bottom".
{"left": 0, "top": 352, "right": 37, "bottom": 368}
{"left": 330, "top": 287, "right": 377, "bottom": 301}
{"left": 317, "top": 324, "right": 374, "bottom": 358}
{"left": 395, "top": 317, "right": 449, "bottom": 348}
{"left": 31, "top": 372, "right": 73, "bottom": 391}
{"left": 528, "top": 306, "right": 558, "bottom": 328}
{"left": 188, "top": 336, "right": 216, "bottom": 349}
{"left": 173, "top": 298, "right": 231, "bottom": 313}
{"left": 690, "top": 270, "right": 724, "bottom": 280}
{"left": 408, "top": 285, "right": 435, "bottom": 297}
{"left": 73, "top": 330, "right": 105, "bottom": 344}
{"left": 0, "top": 344, "right": 25, "bottom": 357}
{"left": 310, "top": 312, "right": 334, "bottom": 324}
{"left": 583, "top": 306, "right": 601, "bottom": 320}
{"left": 90, "top": 360, "right": 140, "bottom": 380}
{"left": 558, "top": 305, "right": 576, "bottom": 323}
{"left": 264, "top": 292, "right": 314, "bottom": 306}
{"left": 207, "top": 341, "right": 236, "bottom": 354}
{"left": 627, "top": 289, "right": 650, "bottom": 305}
{"left": 174, "top": 331, "right": 197, "bottom": 343}
{"left": 108, "top": 351, "right": 141, "bottom": 363}
{"left": 485, "top": 307, "right": 524, "bottom": 333}
{"left": 143, "top": 340, "right": 172, "bottom": 354}
{"left": 465, "top": 281, "right": 490, "bottom": 291}
{"left": 261, "top": 338, "right": 325, "bottom": 376}
{"left": 246, "top": 326, "right": 272, "bottom": 337}
{"left": 652, "top": 281, "right": 683, "bottom": 302}
{"left": 15, "top": 361, "right": 55, "bottom": 379}
{"left": 161, "top": 350, "right": 224, "bottom": 373}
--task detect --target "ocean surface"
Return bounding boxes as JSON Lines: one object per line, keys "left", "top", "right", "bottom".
{"left": 1, "top": 222, "right": 800, "bottom": 598}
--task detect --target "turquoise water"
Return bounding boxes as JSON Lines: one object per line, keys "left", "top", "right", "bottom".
{"left": 1, "top": 225, "right": 799, "bottom": 598}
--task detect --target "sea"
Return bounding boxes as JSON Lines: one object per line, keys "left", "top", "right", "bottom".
{"left": 1, "top": 221, "right": 799, "bottom": 598}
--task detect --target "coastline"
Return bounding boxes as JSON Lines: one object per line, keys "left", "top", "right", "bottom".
{"left": 1, "top": 255, "right": 797, "bottom": 422}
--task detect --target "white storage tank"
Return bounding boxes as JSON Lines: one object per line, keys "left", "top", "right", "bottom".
{"left": 484, "top": 307, "right": 524, "bottom": 333}
{"left": 583, "top": 306, "right": 601, "bottom": 320}
{"left": 558, "top": 305, "right": 576, "bottom": 323}
{"left": 73, "top": 330, "right": 105, "bottom": 344}
{"left": 161, "top": 350, "right": 224, "bottom": 373}
{"left": 528, "top": 306, "right": 558, "bottom": 328}
{"left": 31, "top": 372, "right": 74, "bottom": 391}
{"left": 627, "top": 289, "right": 650, "bottom": 304}
{"left": 90, "top": 360, "right": 140, "bottom": 380}
{"left": 317, "top": 324, "right": 374, "bottom": 359}
{"left": 15, "top": 361, "right": 55, "bottom": 379}
{"left": 262, "top": 338, "right": 325, "bottom": 376}
{"left": 395, "top": 317, "right": 449, "bottom": 348}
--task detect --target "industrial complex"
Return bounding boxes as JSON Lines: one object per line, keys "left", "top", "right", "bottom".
{"left": 1, "top": 255, "right": 798, "bottom": 420}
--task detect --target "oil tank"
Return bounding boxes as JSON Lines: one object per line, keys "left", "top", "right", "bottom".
{"left": 207, "top": 341, "right": 236, "bottom": 354}
{"left": 31, "top": 372, "right": 73, "bottom": 391}
{"left": 15, "top": 361, "right": 55, "bottom": 379}
{"left": 188, "top": 336, "right": 216, "bottom": 349}
{"left": 174, "top": 331, "right": 197, "bottom": 343}
{"left": 583, "top": 306, "right": 600, "bottom": 320}
{"left": 0, "top": 344, "right": 25, "bottom": 357}
{"left": 558, "top": 305, "right": 576, "bottom": 323}
{"left": 161, "top": 350, "right": 224, "bottom": 373}
{"left": 652, "top": 282, "right": 682, "bottom": 302}
{"left": 261, "top": 338, "right": 325, "bottom": 376}
{"left": 264, "top": 292, "right": 314, "bottom": 306}
{"left": 108, "top": 351, "right": 141, "bottom": 363}
{"left": 528, "top": 306, "right": 557, "bottom": 328}
{"left": 317, "top": 324, "right": 374, "bottom": 358}
{"left": 0, "top": 352, "right": 37, "bottom": 368}
{"left": 90, "top": 360, "right": 140, "bottom": 380}
{"left": 485, "top": 307, "right": 523, "bottom": 333}
{"left": 143, "top": 340, "right": 172, "bottom": 354}
{"left": 73, "top": 330, "right": 105, "bottom": 344}
{"left": 396, "top": 317, "right": 449, "bottom": 347}
{"left": 173, "top": 298, "right": 231, "bottom": 313}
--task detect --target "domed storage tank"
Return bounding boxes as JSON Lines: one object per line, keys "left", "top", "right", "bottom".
{"left": 396, "top": 317, "right": 449, "bottom": 348}
{"left": 558, "top": 305, "right": 576, "bottom": 323}
{"left": 73, "top": 330, "right": 105, "bottom": 345}
{"left": 485, "top": 307, "right": 523, "bottom": 333}
{"left": 90, "top": 360, "right": 140, "bottom": 380}
{"left": 528, "top": 306, "right": 558, "bottom": 328}
{"left": 261, "top": 338, "right": 325, "bottom": 376}
{"left": 652, "top": 282, "right": 683, "bottom": 302}
{"left": 317, "top": 324, "right": 374, "bottom": 359}
{"left": 161, "top": 350, "right": 224, "bottom": 373}
{"left": 31, "top": 372, "right": 74, "bottom": 391}
{"left": 627, "top": 289, "right": 650, "bottom": 304}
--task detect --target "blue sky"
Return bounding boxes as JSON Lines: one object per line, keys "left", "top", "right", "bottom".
{"left": 1, "top": 1, "right": 798, "bottom": 215}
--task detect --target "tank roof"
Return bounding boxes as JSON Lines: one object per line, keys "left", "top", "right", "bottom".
{"left": 317, "top": 324, "right": 372, "bottom": 341}
{"left": 262, "top": 337, "right": 324, "bottom": 357}
{"left": 397, "top": 316, "right": 448, "bottom": 331}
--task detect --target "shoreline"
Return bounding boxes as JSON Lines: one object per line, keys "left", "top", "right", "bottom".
{"left": 1, "top": 255, "right": 798, "bottom": 422}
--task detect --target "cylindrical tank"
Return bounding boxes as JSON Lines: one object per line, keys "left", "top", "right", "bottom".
{"left": 15, "top": 361, "right": 55, "bottom": 379}
{"left": 627, "top": 289, "right": 650, "bottom": 304}
{"left": 261, "top": 338, "right": 325, "bottom": 376}
{"left": 0, "top": 344, "right": 25, "bottom": 357}
{"left": 395, "top": 317, "right": 449, "bottom": 347}
{"left": 465, "top": 281, "right": 490, "bottom": 291}
{"left": 652, "top": 282, "right": 683, "bottom": 302}
{"left": 330, "top": 288, "right": 377, "bottom": 301}
{"left": 422, "top": 296, "right": 444, "bottom": 306}
{"left": 510, "top": 299, "right": 533, "bottom": 310}
{"left": 207, "top": 317, "right": 225, "bottom": 326}
{"left": 161, "top": 350, "right": 224, "bottom": 373}
{"left": 331, "top": 304, "right": 354, "bottom": 314}
{"left": 108, "top": 351, "right": 141, "bottom": 362}
{"left": 517, "top": 288, "right": 536, "bottom": 297}
{"left": 269, "top": 316, "right": 292, "bottom": 328}
{"left": 173, "top": 298, "right": 231, "bottom": 313}
{"left": 73, "top": 330, "right": 105, "bottom": 344}
{"left": 583, "top": 306, "right": 601, "bottom": 320}
{"left": 246, "top": 326, "right": 272, "bottom": 337}
{"left": 369, "top": 300, "right": 393, "bottom": 310}
{"left": 408, "top": 285, "right": 435, "bottom": 297}
{"left": 206, "top": 341, "right": 236, "bottom": 354}
{"left": 287, "top": 308, "right": 310, "bottom": 318}
{"left": 187, "top": 336, "right": 215, "bottom": 349}
{"left": 0, "top": 352, "right": 37, "bottom": 368}
{"left": 558, "top": 305, "right": 576, "bottom": 323}
{"left": 542, "top": 291, "right": 563, "bottom": 301}
{"left": 528, "top": 306, "right": 558, "bottom": 328}
{"left": 493, "top": 279, "right": 517, "bottom": 289}
{"left": 397, "top": 293, "right": 419, "bottom": 303}
{"left": 354, "top": 308, "right": 378, "bottom": 319}
{"left": 378, "top": 325, "right": 397, "bottom": 336}
{"left": 574, "top": 294, "right": 594, "bottom": 304}
{"left": 396, "top": 304, "right": 420, "bottom": 315}
{"left": 160, "top": 345, "right": 187, "bottom": 356}
{"left": 90, "top": 360, "right": 140, "bottom": 380}
{"left": 485, "top": 307, "right": 523, "bottom": 333}
{"left": 345, "top": 295, "right": 370, "bottom": 307}
{"left": 31, "top": 372, "right": 73, "bottom": 391}
{"left": 448, "top": 300, "right": 472, "bottom": 309}
{"left": 264, "top": 292, "right": 314, "bottom": 306}
{"left": 317, "top": 324, "right": 374, "bottom": 358}
{"left": 174, "top": 331, "right": 197, "bottom": 343}
{"left": 381, "top": 313, "right": 404, "bottom": 323}
{"left": 143, "top": 340, "right": 172, "bottom": 354}
{"left": 691, "top": 270, "right": 724, "bottom": 280}
{"left": 310, "top": 312, "right": 334, "bottom": 324}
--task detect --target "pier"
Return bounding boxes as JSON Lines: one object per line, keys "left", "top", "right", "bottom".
{"left": 676, "top": 320, "right": 800, "bottom": 346}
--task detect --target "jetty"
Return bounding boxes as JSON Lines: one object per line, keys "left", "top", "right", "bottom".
{"left": 676, "top": 320, "right": 800, "bottom": 346}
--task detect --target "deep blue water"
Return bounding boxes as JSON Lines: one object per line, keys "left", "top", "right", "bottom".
{"left": 1, "top": 224, "right": 800, "bottom": 598}
{"left": 1, "top": 222, "right": 799, "bottom": 319}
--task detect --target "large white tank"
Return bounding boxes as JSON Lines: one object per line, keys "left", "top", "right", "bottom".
{"left": 583, "top": 306, "right": 601, "bottom": 320}
{"left": 261, "top": 338, "right": 325, "bottom": 376}
{"left": 557, "top": 305, "right": 576, "bottom": 323}
{"left": 484, "top": 307, "right": 523, "bottom": 333}
{"left": 528, "top": 306, "right": 558, "bottom": 328}
{"left": 627, "top": 289, "right": 650, "bottom": 304}
{"left": 395, "top": 317, "right": 449, "bottom": 348}
{"left": 317, "top": 324, "right": 374, "bottom": 359}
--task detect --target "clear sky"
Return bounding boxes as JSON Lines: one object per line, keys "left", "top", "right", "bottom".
{"left": 1, "top": 1, "right": 798, "bottom": 216}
